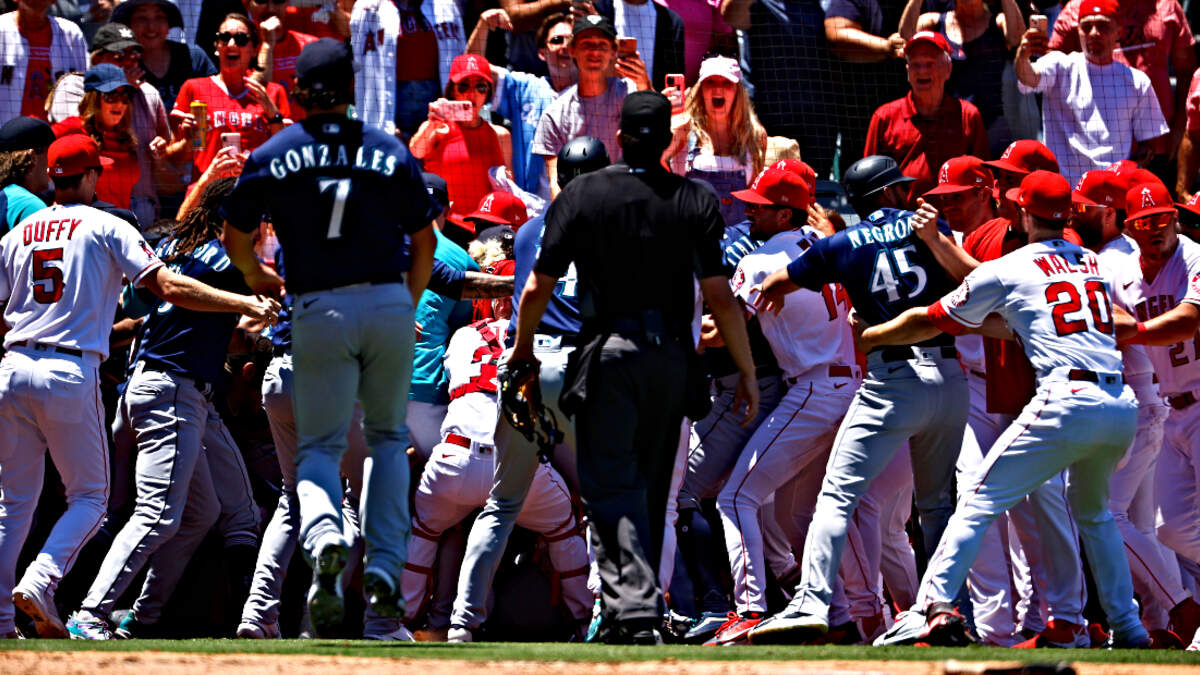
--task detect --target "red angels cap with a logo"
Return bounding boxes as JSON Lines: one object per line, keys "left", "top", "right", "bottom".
{"left": 1126, "top": 181, "right": 1176, "bottom": 222}
{"left": 925, "top": 156, "right": 994, "bottom": 196}
{"left": 465, "top": 191, "right": 529, "bottom": 229}
{"left": 906, "top": 30, "right": 951, "bottom": 55}
{"left": 1072, "top": 170, "right": 1126, "bottom": 209}
{"left": 1005, "top": 170, "right": 1072, "bottom": 220}
{"left": 1081, "top": 0, "right": 1119, "bottom": 18}
{"left": 984, "top": 139, "right": 1059, "bottom": 176}
{"left": 449, "top": 53, "right": 494, "bottom": 86}
{"left": 731, "top": 168, "right": 811, "bottom": 208}
{"left": 1178, "top": 191, "right": 1200, "bottom": 218}
{"left": 48, "top": 134, "right": 114, "bottom": 177}
{"left": 767, "top": 159, "right": 817, "bottom": 205}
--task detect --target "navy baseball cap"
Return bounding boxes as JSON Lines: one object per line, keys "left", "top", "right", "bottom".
{"left": 620, "top": 91, "right": 671, "bottom": 144}
{"left": 84, "top": 64, "right": 134, "bottom": 94}
{"left": 296, "top": 38, "right": 354, "bottom": 92}
{"left": 0, "top": 116, "right": 56, "bottom": 152}
{"left": 111, "top": 0, "right": 184, "bottom": 30}
{"left": 422, "top": 172, "right": 449, "bottom": 207}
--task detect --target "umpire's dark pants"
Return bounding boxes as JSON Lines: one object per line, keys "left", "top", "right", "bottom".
{"left": 575, "top": 334, "right": 687, "bottom": 624}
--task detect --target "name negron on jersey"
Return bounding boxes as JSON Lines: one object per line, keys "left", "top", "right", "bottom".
{"left": 21, "top": 218, "right": 82, "bottom": 245}
{"left": 267, "top": 142, "right": 399, "bottom": 180}
{"left": 845, "top": 218, "right": 913, "bottom": 248}
{"left": 1032, "top": 252, "right": 1101, "bottom": 278}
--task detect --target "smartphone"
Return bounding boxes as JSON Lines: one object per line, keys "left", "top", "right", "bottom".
{"left": 1030, "top": 14, "right": 1048, "bottom": 34}
{"left": 437, "top": 100, "right": 474, "bottom": 122}
{"left": 617, "top": 37, "right": 637, "bottom": 58}
{"left": 665, "top": 73, "right": 685, "bottom": 107}
{"left": 220, "top": 132, "right": 241, "bottom": 152}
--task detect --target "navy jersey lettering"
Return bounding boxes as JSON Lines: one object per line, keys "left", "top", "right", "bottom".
{"left": 511, "top": 212, "right": 582, "bottom": 336}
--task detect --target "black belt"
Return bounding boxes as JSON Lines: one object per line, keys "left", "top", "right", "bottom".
{"left": 1067, "top": 369, "right": 1123, "bottom": 386}
{"left": 878, "top": 345, "right": 957, "bottom": 362}
{"left": 1168, "top": 392, "right": 1197, "bottom": 411}
{"left": 969, "top": 369, "right": 987, "bottom": 379}
{"left": 785, "top": 364, "right": 857, "bottom": 386}
{"left": 10, "top": 340, "right": 83, "bottom": 358}
{"left": 535, "top": 332, "right": 577, "bottom": 347}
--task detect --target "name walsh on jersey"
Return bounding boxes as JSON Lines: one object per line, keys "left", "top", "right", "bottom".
{"left": 1032, "top": 252, "right": 1101, "bottom": 277}
{"left": 267, "top": 142, "right": 399, "bottom": 180}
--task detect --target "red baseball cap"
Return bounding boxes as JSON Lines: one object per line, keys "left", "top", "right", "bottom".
{"left": 1122, "top": 168, "right": 1162, "bottom": 192}
{"left": 1072, "top": 170, "right": 1125, "bottom": 209}
{"left": 448, "top": 54, "right": 493, "bottom": 86}
{"left": 925, "top": 156, "right": 994, "bottom": 196}
{"left": 766, "top": 159, "right": 817, "bottom": 205}
{"left": 1178, "top": 191, "right": 1200, "bottom": 218}
{"left": 732, "top": 168, "right": 812, "bottom": 208}
{"left": 48, "top": 134, "right": 114, "bottom": 177}
{"left": 1080, "top": 0, "right": 1119, "bottom": 18}
{"left": 1106, "top": 159, "right": 1138, "bottom": 177}
{"left": 1125, "top": 181, "right": 1176, "bottom": 222}
{"left": 906, "top": 30, "right": 951, "bottom": 56}
{"left": 465, "top": 191, "right": 528, "bottom": 229}
{"left": 985, "top": 140, "right": 1059, "bottom": 176}
{"left": 1006, "top": 170, "right": 1072, "bottom": 220}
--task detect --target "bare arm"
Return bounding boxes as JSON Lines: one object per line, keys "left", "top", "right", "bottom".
{"left": 409, "top": 118, "right": 446, "bottom": 160}
{"left": 1179, "top": 131, "right": 1200, "bottom": 199}
{"left": 497, "top": 125, "right": 514, "bottom": 175}
{"left": 467, "top": 8, "right": 512, "bottom": 56}
{"left": 461, "top": 271, "right": 515, "bottom": 299}
{"left": 110, "top": 317, "right": 143, "bottom": 350}
{"left": 500, "top": 0, "right": 571, "bottom": 33}
{"left": 898, "top": 0, "right": 924, "bottom": 41}
{"left": 1117, "top": 302, "right": 1200, "bottom": 345}
{"left": 998, "top": 0, "right": 1026, "bottom": 49}
{"left": 909, "top": 199, "right": 982, "bottom": 282}
{"left": 546, "top": 156, "right": 560, "bottom": 198}
{"left": 1014, "top": 27, "right": 1046, "bottom": 88}
{"left": 142, "top": 265, "right": 280, "bottom": 321}
{"left": 824, "top": 17, "right": 904, "bottom": 63}
{"left": 857, "top": 306, "right": 942, "bottom": 351}
{"left": 225, "top": 223, "right": 286, "bottom": 298}
{"left": 1169, "top": 38, "right": 1197, "bottom": 158}
{"left": 720, "top": 0, "right": 754, "bottom": 32}
{"left": 408, "top": 224, "right": 436, "bottom": 306}
{"left": 700, "top": 275, "right": 759, "bottom": 425}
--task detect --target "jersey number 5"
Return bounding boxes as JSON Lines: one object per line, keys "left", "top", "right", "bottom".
{"left": 1045, "top": 280, "right": 1113, "bottom": 336}
{"left": 319, "top": 178, "right": 351, "bottom": 239}
{"left": 32, "top": 247, "right": 64, "bottom": 304}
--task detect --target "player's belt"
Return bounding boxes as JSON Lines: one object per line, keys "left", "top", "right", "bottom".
{"left": 444, "top": 433, "right": 493, "bottom": 454}
{"left": 1167, "top": 392, "right": 1198, "bottom": 411}
{"left": 9, "top": 340, "right": 83, "bottom": 358}
{"left": 534, "top": 333, "right": 576, "bottom": 349}
{"left": 785, "top": 364, "right": 858, "bottom": 386}
{"left": 878, "top": 345, "right": 957, "bottom": 362}
{"left": 1067, "top": 369, "right": 1123, "bottom": 386}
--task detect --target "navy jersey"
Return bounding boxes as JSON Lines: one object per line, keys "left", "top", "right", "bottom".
{"left": 221, "top": 113, "right": 439, "bottom": 296}
{"left": 264, "top": 247, "right": 291, "bottom": 352}
{"left": 786, "top": 208, "right": 957, "bottom": 348}
{"left": 512, "top": 212, "right": 582, "bottom": 336}
{"left": 134, "top": 236, "right": 249, "bottom": 384}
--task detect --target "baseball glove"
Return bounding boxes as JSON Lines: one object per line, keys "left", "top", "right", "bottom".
{"left": 498, "top": 357, "right": 563, "bottom": 462}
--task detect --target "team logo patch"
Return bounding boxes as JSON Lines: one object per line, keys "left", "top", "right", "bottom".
{"left": 1141, "top": 186, "right": 1157, "bottom": 208}
{"left": 944, "top": 280, "right": 970, "bottom": 309}
{"left": 139, "top": 240, "right": 157, "bottom": 259}
{"left": 322, "top": 123, "right": 340, "bottom": 134}
{"left": 732, "top": 267, "right": 745, "bottom": 292}
{"left": 1191, "top": 272, "right": 1200, "bottom": 298}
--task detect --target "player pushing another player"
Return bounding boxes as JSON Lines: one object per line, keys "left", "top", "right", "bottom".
{"left": 865, "top": 171, "right": 1150, "bottom": 649}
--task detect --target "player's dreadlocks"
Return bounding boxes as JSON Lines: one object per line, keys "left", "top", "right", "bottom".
{"left": 166, "top": 175, "right": 238, "bottom": 264}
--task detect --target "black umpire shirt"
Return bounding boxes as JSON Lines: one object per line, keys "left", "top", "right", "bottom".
{"left": 535, "top": 162, "right": 727, "bottom": 331}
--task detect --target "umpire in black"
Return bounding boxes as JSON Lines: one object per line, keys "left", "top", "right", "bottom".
{"left": 507, "top": 91, "right": 759, "bottom": 644}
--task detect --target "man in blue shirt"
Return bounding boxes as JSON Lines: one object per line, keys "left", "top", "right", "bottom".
{"left": 0, "top": 117, "right": 53, "bottom": 231}
{"left": 747, "top": 155, "right": 969, "bottom": 644}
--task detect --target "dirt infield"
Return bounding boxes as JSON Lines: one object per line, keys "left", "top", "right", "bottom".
{"left": 3, "top": 652, "right": 1199, "bottom": 675}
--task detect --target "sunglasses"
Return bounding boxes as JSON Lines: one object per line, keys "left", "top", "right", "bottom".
{"left": 102, "top": 91, "right": 131, "bottom": 104}
{"left": 1071, "top": 201, "right": 1110, "bottom": 214}
{"left": 1127, "top": 212, "right": 1175, "bottom": 231}
{"left": 217, "top": 32, "right": 252, "bottom": 46}
{"left": 454, "top": 81, "right": 489, "bottom": 95}
{"left": 109, "top": 49, "right": 142, "bottom": 62}
{"left": 547, "top": 35, "right": 568, "bottom": 45}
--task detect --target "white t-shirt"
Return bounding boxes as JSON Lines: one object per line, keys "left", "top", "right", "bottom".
{"left": 440, "top": 319, "right": 508, "bottom": 444}
{"left": 1020, "top": 51, "right": 1168, "bottom": 185}
{"left": 931, "top": 238, "right": 1124, "bottom": 377}
{"left": 731, "top": 228, "right": 856, "bottom": 379}
{"left": 0, "top": 203, "right": 162, "bottom": 360}
{"left": 615, "top": 0, "right": 657, "bottom": 83}
{"left": 1110, "top": 236, "right": 1200, "bottom": 395}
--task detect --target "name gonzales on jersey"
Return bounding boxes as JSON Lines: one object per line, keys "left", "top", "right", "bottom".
{"left": 265, "top": 140, "right": 400, "bottom": 180}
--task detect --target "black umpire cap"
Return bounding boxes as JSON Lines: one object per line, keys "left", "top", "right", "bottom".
{"left": 620, "top": 91, "right": 671, "bottom": 145}
{"left": 0, "top": 117, "right": 56, "bottom": 152}
{"left": 296, "top": 38, "right": 354, "bottom": 92}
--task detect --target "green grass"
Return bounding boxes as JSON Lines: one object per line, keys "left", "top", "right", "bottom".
{"left": 1, "top": 641, "right": 1199, "bottom": 664}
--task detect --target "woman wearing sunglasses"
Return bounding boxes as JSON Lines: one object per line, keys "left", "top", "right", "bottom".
{"left": 171, "top": 13, "right": 289, "bottom": 181}
{"left": 410, "top": 53, "right": 513, "bottom": 222}
{"left": 51, "top": 64, "right": 164, "bottom": 211}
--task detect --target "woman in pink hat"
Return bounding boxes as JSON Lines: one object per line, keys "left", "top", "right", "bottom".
{"left": 666, "top": 55, "right": 767, "bottom": 226}
{"left": 410, "top": 53, "right": 513, "bottom": 221}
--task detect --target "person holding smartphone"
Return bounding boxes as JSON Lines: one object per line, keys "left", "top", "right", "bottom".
{"left": 411, "top": 54, "right": 514, "bottom": 223}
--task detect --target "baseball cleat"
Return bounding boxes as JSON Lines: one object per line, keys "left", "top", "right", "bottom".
{"left": 1012, "top": 619, "right": 1089, "bottom": 648}
{"left": 12, "top": 587, "right": 66, "bottom": 639}
{"left": 236, "top": 620, "right": 281, "bottom": 639}
{"left": 873, "top": 602, "right": 972, "bottom": 647}
{"left": 362, "top": 567, "right": 404, "bottom": 619}
{"left": 364, "top": 623, "right": 415, "bottom": 641}
{"left": 1170, "top": 597, "right": 1200, "bottom": 644}
{"left": 1105, "top": 628, "right": 1151, "bottom": 649}
{"left": 66, "top": 611, "right": 112, "bottom": 640}
{"left": 747, "top": 608, "right": 828, "bottom": 645}
{"left": 1147, "top": 628, "right": 1184, "bottom": 649}
{"left": 114, "top": 613, "right": 164, "bottom": 639}
{"left": 704, "top": 612, "right": 762, "bottom": 646}
{"left": 447, "top": 625, "right": 474, "bottom": 643}
{"left": 685, "top": 611, "right": 734, "bottom": 644}
{"left": 1188, "top": 627, "right": 1200, "bottom": 652}
{"left": 306, "top": 540, "right": 348, "bottom": 638}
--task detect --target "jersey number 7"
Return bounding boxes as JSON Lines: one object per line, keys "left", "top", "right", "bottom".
{"left": 1046, "top": 279, "right": 1113, "bottom": 336}
{"left": 319, "top": 178, "right": 351, "bottom": 239}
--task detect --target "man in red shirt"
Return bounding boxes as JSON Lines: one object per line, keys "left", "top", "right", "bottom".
{"left": 244, "top": 0, "right": 319, "bottom": 119}
{"left": 863, "top": 31, "right": 988, "bottom": 209}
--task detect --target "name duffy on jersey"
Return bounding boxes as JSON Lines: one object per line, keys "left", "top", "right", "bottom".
{"left": 266, "top": 140, "right": 399, "bottom": 180}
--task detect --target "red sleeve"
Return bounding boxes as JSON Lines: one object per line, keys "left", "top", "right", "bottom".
{"left": 927, "top": 300, "right": 970, "bottom": 335}
{"left": 963, "top": 224, "right": 987, "bottom": 259}
{"left": 966, "top": 103, "right": 989, "bottom": 159}
{"left": 1049, "top": 0, "right": 1080, "bottom": 51}
{"left": 1062, "top": 227, "right": 1082, "bottom": 245}
{"left": 51, "top": 116, "right": 84, "bottom": 138}
{"left": 864, "top": 109, "right": 883, "bottom": 156}
{"left": 1188, "top": 69, "right": 1200, "bottom": 134}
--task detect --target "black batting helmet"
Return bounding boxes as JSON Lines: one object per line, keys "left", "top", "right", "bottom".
{"left": 557, "top": 136, "right": 610, "bottom": 189}
{"left": 843, "top": 155, "right": 915, "bottom": 217}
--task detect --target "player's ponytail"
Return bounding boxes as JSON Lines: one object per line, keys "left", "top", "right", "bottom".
{"left": 168, "top": 175, "right": 238, "bottom": 264}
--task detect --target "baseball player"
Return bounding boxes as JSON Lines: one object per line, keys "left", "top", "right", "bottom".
{"left": 703, "top": 168, "right": 860, "bottom": 645}
{"left": 449, "top": 136, "right": 608, "bottom": 642}
{"left": 2, "top": 134, "right": 276, "bottom": 640}
{"left": 869, "top": 170, "right": 1148, "bottom": 649}
{"left": 1073, "top": 173, "right": 1200, "bottom": 644}
{"left": 1110, "top": 181, "right": 1200, "bottom": 634}
{"left": 67, "top": 175, "right": 264, "bottom": 640}
{"left": 747, "top": 155, "right": 968, "bottom": 645}
{"left": 222, "top": 39, "right": 438, "bottom": 636}
{"left": 400, "top": 316, "right": 591, "bottom": 637}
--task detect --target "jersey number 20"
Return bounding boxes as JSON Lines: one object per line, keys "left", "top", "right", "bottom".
{"left": 1045, "top": 280, "right": 1113, "bottom": 336}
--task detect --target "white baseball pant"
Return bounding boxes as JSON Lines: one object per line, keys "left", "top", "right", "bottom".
{"left": 1155, "top": 393, "right": 1200, "bottom": 566}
